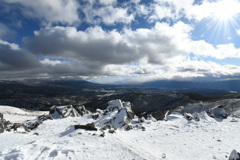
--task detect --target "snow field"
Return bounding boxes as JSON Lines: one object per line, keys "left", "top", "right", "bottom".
{"left": 1, "top": 103, "right": 240, "bottom": 160}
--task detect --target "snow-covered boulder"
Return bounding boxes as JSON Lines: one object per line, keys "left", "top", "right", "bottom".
{"left": 198, "top": 111, "right": 215, "bottom": 122}
{"left": 50, "top": 105, "right": 80, "bottom": 119}
{"left": 146, "top": 114, "right": 157, "bottom": 122}
{"left": 210, "top": 105, "right": 228, "bottom": 119}
{"left": 184, "top": 113, "right": 194, "bottom": 120}
{"left": 74, "top": 105, "right": 90, "bottom": 116}
{"left": 8, "top": 123, "right": 30, "bottom": 132}
{"left": 183, "top": 111, "right": 214, "bottom": 122}
{"left": 24, "top": 114, "right": 53, "bottom": 130}
{"left": 94, "top": 99, "right": 136, "bottom": 129}
{"left": 229, "top": 150, "right": 240, "bottom": 160}
{"left": 0, "top": 114, "right": 29, "bottom": 133}
{"left": 172, "top": 106, "right": 185, "bottom": 114}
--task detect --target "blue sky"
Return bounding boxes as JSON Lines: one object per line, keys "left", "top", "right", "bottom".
{"left": 0, "top": 0, "right": 240, "bottom": 83}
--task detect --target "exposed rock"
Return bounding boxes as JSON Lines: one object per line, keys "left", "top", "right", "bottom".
{"left": 192, "top": 112, "right": 200, "bottom": 121}
{"left": 94, "top": 99, "right": 136, "bottom": 129}
{"left": 24, "top": 114, "right": 53, "bottom": 130}
{"left": 125, "top": 125, "right": 134, "bottom": 131}
{"left": 92, "top": 113, "right": 100, "bottom": 120}
{"left": 0, "top": 113, "right": 12, "bottom": 133}
{"left": 229, "top": 150, "right": 240, "bottom": 160}
{"left": 172, "top": 106, "right": 185, "bottom": 114}
{"left": 74, "top": 105, "right": 90, "bottom": 116}
{"left": 0, "top": 113, "right": 3, "bottom": 121}
{"left": 210, "top": 105, "right": 228, "bottom": 119}
{"left": 146, "top": 114, "right": 157, "bottom": 122}
{"left": 0, "top": 113, "right": 4, "bottom": 133}
{"left": 100, "top": 132, "right": 105, "bottom": 137}
{"left": 0, "top": 125, "right": 3, "bottom": 133}
{"left": 184, "top": 113, "right": 194, "bottom": 121}
{"left": 74, "top": 123, "right": 97, "bottom": 131}
{"left": 102, "top": 125, "right": 111, "bottom": 130}
{"left": 108, "top": 129, "right": 115, "bottom": 134}
{"left": 50, "top": 105, "right": 80, "bottom": 119}
{"left": 9, "top": 123, "right": 30, "bottom": 132}
{"left": 138, "top": 117, "right": 146, "bottom": 123}
{"left": 162, "top": 153, "right": 166, "bottom": 159}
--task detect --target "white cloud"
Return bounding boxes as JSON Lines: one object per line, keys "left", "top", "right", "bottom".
{"left": 144, "top": 0, "right": 195, "bottom": 21}
{"left": 0, "top": 39, "right": 19, "bottom": 50}
{"left": 40, "top": 58, "right": 62, "bottom": 66}
{"left": 95, "top": 6, "right": 134, "bottom": 25}
{"left": 25, "top": 21, "right": 193, "bottom": 70}
{"left": 3, "top": 0, "right": 79, "bottom": 25}
{"left": 188, "top": 0, "right": 240, "bottom": 21}
{"left": 189, "top": 41, "right": 240, "bottom": 59}
{"left": 99, "top": 0, "right": 116, "bottom": 5}
{"left": 149, "top": 5, "right": 173, "bottom": 21}
{"left": 83, "top": 5, "right": 134, "bottom": 25}
{"left": 98, "top": 58, "right": 240, "bottom": 83}
{"left": 141, "top": 0, "right": 240, "bottom": 22}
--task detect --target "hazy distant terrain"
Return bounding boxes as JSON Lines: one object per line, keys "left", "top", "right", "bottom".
{"left": 0, "top": 80, "right": 240, "bottom": 119}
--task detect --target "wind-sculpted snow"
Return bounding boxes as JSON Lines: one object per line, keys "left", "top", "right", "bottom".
{"left": 0, "top": 100, "right": 240, "bottom": 160}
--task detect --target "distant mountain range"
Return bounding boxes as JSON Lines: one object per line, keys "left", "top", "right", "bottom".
{"left": 142, "top": 79, "right": 240, "bottom": 91}
{"left": 0, "top": 79, "right": 240, "bottom": 113}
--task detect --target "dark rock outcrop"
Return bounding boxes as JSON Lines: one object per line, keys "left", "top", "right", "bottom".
{"left": 24, "top": 114, "right": 53, "bottom": 130}
{"left": 0, "top": 113, "right": 12, "bottom": 133}
{"left": 74, "top": 123, "right": 97, "bottom": 131}
{"left": 9, "top": 123, "right": 30, "bottom": 132}
{"left": 209, "top": 105, "right": 228, "bottom": 119}
{"left": 229, "top": 150, "right": 240, "bottom": 160}
{"left": 0, "top": 113, "right": 4, "bottom": 133}
{"left": 94, "top": 100, "right": 136, "bottom": 129}
{"left": 74, "top": 105, "right": 90, "bottom": 116}
{"left": 50, "top": 105, "right": 90, "bottom": 119}
{"left": 184, "top": 113, "right": 194, "bottom": 121}
{"left": 50, "top": 105, "right": 80, "bottom": 119}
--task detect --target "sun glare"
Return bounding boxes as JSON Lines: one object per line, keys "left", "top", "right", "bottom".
{"left": 206, "top": 0, "right": 240, "bottom": 43}
{"left": 212, "top": 0, "right": 237, "bottom": 22}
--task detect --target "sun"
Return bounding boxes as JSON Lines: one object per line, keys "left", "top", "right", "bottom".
{"left": 205, "top": 0, "right": 240, "bottom": 43}
{"left": 211, "top": 0, "right": 238, "bottom": 22}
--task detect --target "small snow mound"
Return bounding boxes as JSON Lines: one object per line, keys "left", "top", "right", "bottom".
{"left": 166, "top": 112, "right": 183, "bottom": 121}
{"left": 229, "top": 150, "right": 240, "bottom": 160}
{"left": 0, "top": 105, "right": 27, "bottom": 115}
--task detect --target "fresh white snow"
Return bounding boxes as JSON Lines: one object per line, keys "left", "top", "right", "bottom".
{"left": 1, "top": 101, "right": 240, "bottom": 160}
{"left": 0, "top": 105, "right": 48, "bottom": 122}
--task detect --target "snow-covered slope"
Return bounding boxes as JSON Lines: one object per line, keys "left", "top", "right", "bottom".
{"left": 0, "top": 100, "right": 240, "bottom": 160}
{"left": 0, "top": 105, "right": 48, "bottom": 122}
